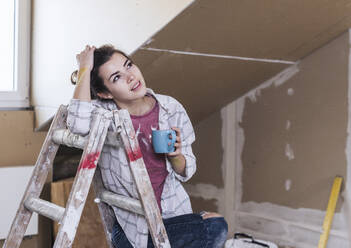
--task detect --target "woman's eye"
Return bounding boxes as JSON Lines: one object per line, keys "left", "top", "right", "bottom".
{"left": 127, "top": 61, "right": 133, "bottom": 68}
{"left": 113, "top": 75, "right": 120, "bottom": 82}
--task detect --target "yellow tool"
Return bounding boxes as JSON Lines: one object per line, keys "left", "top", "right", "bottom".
{"left": 318, "top": 176, "right": 343, "bottom": 248}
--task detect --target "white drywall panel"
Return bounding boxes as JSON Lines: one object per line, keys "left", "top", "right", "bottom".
{"left": 0, "top": 166, "right": 38, "bottom": 239}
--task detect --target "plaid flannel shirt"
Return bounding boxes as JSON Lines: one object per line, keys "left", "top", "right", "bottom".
{"left": 67, "top": 88, "right": 196, "bottom": 247}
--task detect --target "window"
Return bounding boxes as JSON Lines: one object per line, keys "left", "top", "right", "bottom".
{"left": 0, "top": 0, "right": 31, "bottom": 108}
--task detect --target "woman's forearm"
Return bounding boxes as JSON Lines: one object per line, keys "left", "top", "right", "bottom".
{"left": 73, "top": 67, "right": 92, "bottom": 101}
{"left": 169, "top": 154, "right": 186, "bottom": 177}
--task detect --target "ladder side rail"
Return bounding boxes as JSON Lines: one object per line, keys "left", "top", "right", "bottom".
{"left": 116, "top": 110, "right": 171, "bottom": 248}
{"left": 53, "top": 109, "right": 112, "bottom": 248}
{"left": 93, "top": 167, "right": 116, "bottom": 248}
{"left": 2, "top": 105, "right": 68, "bottom": 248}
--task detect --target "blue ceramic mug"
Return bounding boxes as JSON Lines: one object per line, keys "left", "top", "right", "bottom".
{"left": 152, "top": 130, "right": 176, "bottom": 153}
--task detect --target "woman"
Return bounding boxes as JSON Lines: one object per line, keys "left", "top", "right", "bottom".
{"left": 68, "top": 44, "right": 228, "bottom": 248}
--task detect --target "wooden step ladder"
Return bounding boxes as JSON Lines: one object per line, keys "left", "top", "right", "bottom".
{"left": 2, "top": 105, "right": 170, "bottom": 248}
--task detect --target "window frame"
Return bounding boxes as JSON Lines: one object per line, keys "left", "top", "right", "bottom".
{"left": 0, "top": 0, "right": 31, "bottom": 108}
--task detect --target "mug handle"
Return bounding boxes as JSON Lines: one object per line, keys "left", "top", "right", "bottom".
{"left": 168, "top": 130, "right": 177, "bottom": 152}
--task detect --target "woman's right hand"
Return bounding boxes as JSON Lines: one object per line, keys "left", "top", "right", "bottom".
{"left": 76, "top": 45, "right": 95, "bottom": 71}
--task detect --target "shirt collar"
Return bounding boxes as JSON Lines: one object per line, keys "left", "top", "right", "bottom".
{"left": 146, "top": 88, "right": 170, "bottom": 113}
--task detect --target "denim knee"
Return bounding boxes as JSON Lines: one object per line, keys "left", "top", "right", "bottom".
{"left": 204, "top": 217, "right": 228, "bottom": 248}
{"left": 111, "top": 221, "right": 133, "bottom": 248}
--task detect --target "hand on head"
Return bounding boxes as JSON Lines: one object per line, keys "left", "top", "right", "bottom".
{"left": 76, "top": 45, "right": 96, "bottom": 71}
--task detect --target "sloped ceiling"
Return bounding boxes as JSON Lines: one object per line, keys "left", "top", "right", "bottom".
{"left": 131, "top": 0, "right": 351, "bottom": 124}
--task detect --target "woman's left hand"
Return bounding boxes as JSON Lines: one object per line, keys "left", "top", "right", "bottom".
{"left": 167, "top": 127, "right": 186, "bottom": 176}
{"left": 167, "top": 127, "right": 181, "bottom": 157}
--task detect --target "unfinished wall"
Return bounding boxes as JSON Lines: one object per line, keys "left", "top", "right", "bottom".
{"left": 232, "top": 31, "right": 350, "bottom": 247}
{"left": 241, "top": 32, "right": 348, "bottom": 210}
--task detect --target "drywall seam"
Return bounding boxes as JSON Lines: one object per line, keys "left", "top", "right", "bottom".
{"left": 183, "top": 183, "right": 224, "bottom": 213}
{"left": 140, "top": 47, "right": 297, "bottom": 64}
{"left": 221, "top": 101, "right": 236, "bottom": 235}
{"left": 345, "top": 28, "right": 351, "bottom": 245}
{"left": 235, "top": 100, "right": 244, "bottom": 212}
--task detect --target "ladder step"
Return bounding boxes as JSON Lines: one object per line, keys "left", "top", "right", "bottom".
{"left": 52, "top": 129, "right": 86, "bottom": 149}
{"left": 96, "top": 190, "right": 144, "bottom": 216}
{"left": 24, "top": 197, "right": 65, "bottom": 222}
{"left": 52, "top": 129, "right": 121, "bottom": 149}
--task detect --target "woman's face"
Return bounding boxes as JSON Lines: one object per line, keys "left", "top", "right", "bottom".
{"left": 97, "top": 52, "right": 147, "bottom": 105}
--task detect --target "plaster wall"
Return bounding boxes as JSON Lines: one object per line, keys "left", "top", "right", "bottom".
{"left": 240, "top": 32, "right": 348, "bottom": 210}
{"left": 185, "top": 29, "right": 351, "bottom": 248}
{"left": 232, "top": 31, "right": 350, "bottom": 247}
{"left": 31, "top": 0, "right": 193, "bottom": 129}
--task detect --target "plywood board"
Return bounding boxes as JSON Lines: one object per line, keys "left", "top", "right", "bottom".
{"left": 192, "top": 110, "right": 224, "bottom": 187}
{"left": 51, "top": 178, "right": 109, "bottom": 248}
{"left": 0, "top": 111, "right": 47, "bottom": 167}
{"left": 0, "top": 166, "right": 38, "bottom": 239}
{"left": 145, "top": 0, "right": 351, "bottom": 61}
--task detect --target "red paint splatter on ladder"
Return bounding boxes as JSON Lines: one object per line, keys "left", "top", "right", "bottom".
{"left": 125, "top": 146, "right": 143, "bottom": 162}
{"left": 78, "top": 152, "right": 100, "bottom": 171}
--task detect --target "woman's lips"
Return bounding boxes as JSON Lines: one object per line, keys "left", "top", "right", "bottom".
{"left": 131, "top": 81, "right": 141, "bottom": 91}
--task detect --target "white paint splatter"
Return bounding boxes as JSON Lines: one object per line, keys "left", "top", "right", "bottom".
{"left": 135, "top": 124, "right": 141, "bottom": 138}
{"left": 285, "top": 179, "right": 292, "bottom": 191}
{"left": 75, "top": 190, "right": 84, "bottom": 202}
{"left": 248, "top": 91, "right": 261, "bottom": 103}
{"left": 141, "top": 138, "right": 149, "bottom": 150}
{"left": 285, "top": 143, "right": 295, "bottom": 160}
{"left": 287, "top": 88, "right": 295, "bottom": 96}
{"left": 286, "top": 120, "right": 291, "bottom": 130}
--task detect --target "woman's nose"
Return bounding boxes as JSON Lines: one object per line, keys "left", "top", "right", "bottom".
{"left": 127, "top": 74, "right": 134, "bottom": 83}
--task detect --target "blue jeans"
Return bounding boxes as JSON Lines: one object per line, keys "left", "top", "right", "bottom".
{"left": 111, "top": 213, "right": 228, "bottom": 248}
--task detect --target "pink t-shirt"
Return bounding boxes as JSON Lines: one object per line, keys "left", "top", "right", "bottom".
{"left": 130, "top": 100, "right": 169, "bottom": 212}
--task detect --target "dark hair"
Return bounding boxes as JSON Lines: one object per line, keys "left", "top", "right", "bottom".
{"left": 71, "top": 44, "right": 132, "bottom": 100}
